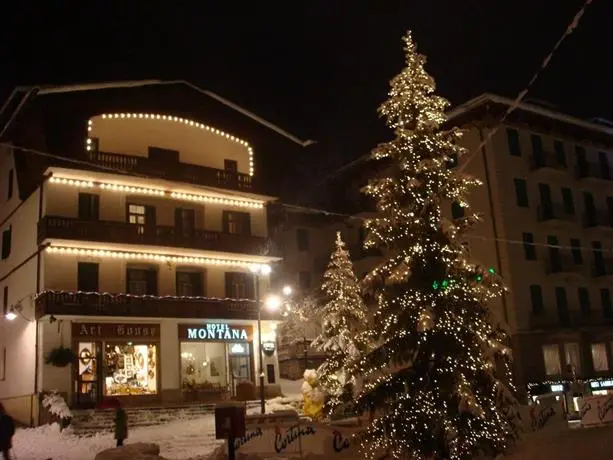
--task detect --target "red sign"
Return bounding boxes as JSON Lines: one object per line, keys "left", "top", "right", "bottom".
{"left": 215, "top": 404, "right": 246, "bottom": 439}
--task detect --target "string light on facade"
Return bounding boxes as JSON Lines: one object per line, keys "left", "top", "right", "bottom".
{"left": 86, "top": 113, "right": 255, "bottom": 176}
{"left": 48, "top": 176, "right": 265, "bottom": 209}
{"left": 45, "top": 245, "right": 271, "bottom": 271}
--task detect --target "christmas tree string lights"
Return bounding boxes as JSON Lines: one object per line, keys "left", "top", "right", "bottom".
{"left": 355, "top": 31, "right": 521, "bottom": 459}
{"left": 312, "top": 232, "right": 370, "bottom": 412}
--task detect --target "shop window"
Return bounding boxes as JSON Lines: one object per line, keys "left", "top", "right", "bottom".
{"left": 591, "top": 343, "right": 609, "bottom": 372}
{"left": 266, "top": 364, "right": 276, "bottom": 384}
{"left": 78, "top": 193, "right": 100, "bottom": 221}
{"left": 126, "top": 268, "right": 157, "bottom": 296}
{"left": 103, "top": 343, "right": 158, "bottom": 396}
{"left": 222, "top": 211, "right": 251, "bottom": 235}
{"left": 542, "top": 344, "right": 561, "bottom": 375}
{"left": 176, "top": 270, "right": 204, "bottom": 297}
{"left": 180, "top": 341, "right": 252, "bottom": 392}
{"left": 225, "top": 272, "right": 254, "bottom": 299}
{"left": 78, "top": 263, "right": 99, "bottom": 292}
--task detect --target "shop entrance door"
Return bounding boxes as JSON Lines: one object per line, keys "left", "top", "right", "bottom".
{"left": 74, "top": 341, "right": 103, "bottom": 408}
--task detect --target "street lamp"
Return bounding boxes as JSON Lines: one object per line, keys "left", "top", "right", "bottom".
{"left": 4, "top": 307, "right": 17, "bottom": 321}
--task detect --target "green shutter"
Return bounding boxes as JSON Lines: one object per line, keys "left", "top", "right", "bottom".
{"left": 513, "top": 178, "right": 529, "bottom": 207}
{"left": 530, "top": 285, "right": 544, "bottom": 314}
{"left": 507, "top": 128, "right": 521, "bottom": 156}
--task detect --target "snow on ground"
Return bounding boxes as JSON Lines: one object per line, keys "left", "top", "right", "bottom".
{"left": 279, "top": 378, "right": 303, "bottom": 397}
{"left": 12, "top": 416, "right": 223, "bottom": 460}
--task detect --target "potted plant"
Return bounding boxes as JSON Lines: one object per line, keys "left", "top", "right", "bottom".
{"left": 45, "top": 346, "right": 77, "bottom": 367}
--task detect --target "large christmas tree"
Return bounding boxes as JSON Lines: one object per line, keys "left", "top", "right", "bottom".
{"left": 313, "top": 232, "right": 369, "bottom": 403}
{"left": 356, "top": 31, "right": 519, "bottom": 459}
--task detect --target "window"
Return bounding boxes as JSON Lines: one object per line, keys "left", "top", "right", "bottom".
{"left": 591, "top": 343, "right": 609, "bottom": 372}
{"left": 542, "top": 344, "right": 561, "bottom": 375}
{"left": 176, "top": 271, "right": 204, "bottom": 297}
{"left": 593, "top": 241, "right": 605, "bottom": 275}
{"left": 78, "top": 263, "right": 99, "bottom": 292}
{"left": 128, "top": 204, "right": 155, "bottom": 235}
{"left": 564, "top": 342, "right": 581, "bottom": 374}
{"left": 506, "top": 128, "right": 521, "bottom": 156}
{"left": 2, "top": 286, "right": 7, "bottom": 315}
{"left": 299, "top": 271, "right": 311, "bottom": 291}
{"left": 599, "top": 151, "right": 611, "bottom": 180}
{"left": 561, "top": 188, "right": 574, "bottom": 215}
{"left": 126, "top": 268, "right": 157, "bottom": 296}
{"left": 7, "top": 169, "right": 13, "bottom": 200}
{"left": 530, "top": 285, "right": 544, "bottom": 314}
{"left": 538, "top": 183, "right": 552, "bottom": 208}
{"left": 1, "top": 226, "right": 11, "bottom": 260}
{"left": 548, "top": 235, "right": 560, "bottom": 271}
{"left": 78, "top": 193, "right": 100, "bottom": 220}
{"left": 555, "top": 287, "right": 569, "bottom": 325}
{"left": 601, "top": 288, "right": 613, "bottom": 318}
{"left": 522, "top": 232, "right": 537, "bottom": 260}
{"left": 224, "top": 159, "right": 238, "bottom": 173}
{"left": 570, "top": 238, "right": 582, "bottom": 264}
{"left": 148, "top": 146, "right": 179, "bottom": 163}
{"left": 578, "top": 287, "right": 591, "bottom": 316}
{"left": 531, "top": 134, "right": 544, "bottom": 164}
{"left": 222, "top": 211, "right": 251, "bottom": 235}
{"left": 225, "top": 272, "right": 254, "bottom": 299}
{"left": 513, "top": 178, "right": 529, "bottom": 207}
{"left": 553, "top": 140, "right": 566, "bottom": 167}
{"left": 451, "top": 202, "right": 465, "bottom": 219}
{"left": 102, "top": 343, "right": 158, "bottom": 396}
{"left": 296, "top": 228, "right": 310, "bottom": 251}
{"left": 175, "top": 208, "right": 195, "bottom": 237}
{"left": 583, "top": 192, "right": 596, "bottom": 215}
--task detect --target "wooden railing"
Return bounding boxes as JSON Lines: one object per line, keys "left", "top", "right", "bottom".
{"left": 86, "top": 151, "right": 253, "bottom": 191}
{"left": 34, "top": 290, "right": 278, "bottom": 320}
{"left": 38, "top": 216, "right": 268, "bottom": 255}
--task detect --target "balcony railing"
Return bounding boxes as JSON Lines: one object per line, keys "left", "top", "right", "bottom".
{"left": 591, "top": 258, "right": 613, "bottom": 277}
{"left": 575, "top": 162, "right": 613, "bottom": 181}
{"left": 583, "top": 211, "right": 613, "bottom": 229}
{"left": 531, "top": 152, "right": 566, "bottom": 171}
{"left": 545, "top": 252, "right": 584, "bottom": 275}
{"left": 537, "top": 204, "right": 575, "bottom": 223}
{"left": 86, "top": 151, "right": 253, "bottom": 191}
{"left": 38, "top": 216, "right": 268, "bottom": 256}
{"left": 35, "top": 290, "right": 277, "bottom": 320}
{"left": 529, "top": 310, "right": 613, "bottom": 330}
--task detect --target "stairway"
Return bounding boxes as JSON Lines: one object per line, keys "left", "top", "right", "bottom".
{"left": 71, "top": 402, "right": 260, "bottom": 436}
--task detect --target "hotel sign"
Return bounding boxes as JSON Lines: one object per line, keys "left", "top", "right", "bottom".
{"left": 179, "top": 323, "right": 253, "bottom": 342}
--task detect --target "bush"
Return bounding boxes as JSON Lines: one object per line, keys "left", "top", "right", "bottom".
{"left": 45, "top": 347, "right": 77, "bottom": 367}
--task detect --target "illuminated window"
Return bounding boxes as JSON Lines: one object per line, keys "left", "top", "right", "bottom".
{"left": 591, "top": 343, "right": 609, "bottom": 372}
{"left": 104, "top": 343, "right": 158, "bottom": 396}
{"left": 542, "top": 344, "right": 561, "bottom": 375}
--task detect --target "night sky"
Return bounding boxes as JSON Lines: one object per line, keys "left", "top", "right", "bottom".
{"left": 1, "top": 0, "right": 609, "bottom": 184}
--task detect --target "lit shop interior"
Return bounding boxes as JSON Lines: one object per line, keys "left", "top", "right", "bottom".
{"left": 76, "top": 341, "right": 158, "bottom": 399}
{"left": 180, "top": 342, "right": 252, "bottom": 392}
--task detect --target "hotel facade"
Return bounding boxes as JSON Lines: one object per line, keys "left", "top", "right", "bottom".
{"left": 0, "top": 83, "right": 307, "bottom": 425}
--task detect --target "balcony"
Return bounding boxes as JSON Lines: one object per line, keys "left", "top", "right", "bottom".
{"left": 530, "top": 152, "right": 566, "bottom": 172}
{"left": 529, "top": 310, "right": 613, "bottom": 330}
{"left": 591, "top": 258, "right": 613, "bottom": 278}
{"left": 38, "top": 216, "right": 268, "bottom": 256}
{"left": 35, "top": 290, "right": 278, "bottom": 320}
{"left": 575, "top": 162, "right": 613, "bottom": 182}
{"left": 537, "top": 204, "right": 576, "bottom": 224}
{"left": 545, "top": 253, "right": 584, "bottom": 276}
{"left": 86, "top": 151, "right": 253, "bottom": 192}
{"left": 583, "top": 211, "right": 613, "bottom": 229}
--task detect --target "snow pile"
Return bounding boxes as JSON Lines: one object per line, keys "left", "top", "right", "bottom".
{"left": 42, "top": 391, "right": 72, "bottom": 419}
{"left": 246, "top": 396, "right": 302, "bottom": 415}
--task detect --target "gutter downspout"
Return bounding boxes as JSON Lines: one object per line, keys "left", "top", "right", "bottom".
{"left": 478, "top": 127, "right": 509, "bottom": 325}
{"left": 31, "top": 177, "right": 45, "bottom": 427}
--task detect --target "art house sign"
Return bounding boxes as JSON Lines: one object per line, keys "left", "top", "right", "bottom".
{"left": 182, "top": 323, "right": 250, "bottom": 341}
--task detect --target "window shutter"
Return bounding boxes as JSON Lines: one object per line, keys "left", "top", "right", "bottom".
{"left": 92, "top": 194, "right": 100, "bottom": 220}
{"left": 222, "top": 211, "right": 230, "bottom": 233}
{"left": 245, "top": 273, "right": 255, "bottom": 299}
{"left": 145, "top": 205, "right": 156, "bottom": 227}
{"left": 243, "top": 213, "right": 251, "bottom": 235}
{"left": 225, "top": 272, "right": 233, "bottom": 298}
{"left": 146, "top": 270, "right": 158, "bottom": 296}
{"left": 175, "top": 208, "right": 183, "bottom": 235}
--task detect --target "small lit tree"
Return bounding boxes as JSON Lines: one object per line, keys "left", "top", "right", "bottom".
{"left": 356, "top": 31, "right": 520, "bottom": 459}
{"left": 313, "top": 232, "right": 369, "bottom": 402}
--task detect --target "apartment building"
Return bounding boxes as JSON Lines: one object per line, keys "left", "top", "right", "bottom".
{"left": 276, "top": 93, "right": 613, "bottom": 403}
{"left": 0, "top": 82, "right": 309, "bottom": 424}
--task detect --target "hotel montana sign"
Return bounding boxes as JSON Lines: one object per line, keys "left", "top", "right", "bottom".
{"left": 179, "top": 323, "right": 253, "bottom": 342}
